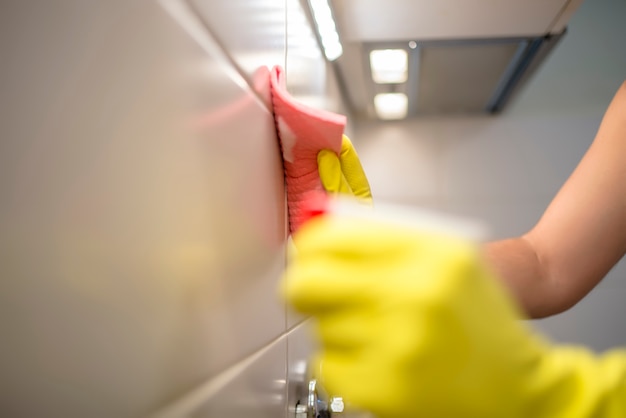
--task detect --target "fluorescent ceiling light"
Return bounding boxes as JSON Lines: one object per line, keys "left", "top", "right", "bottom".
{"left": 374, "top": 93, "right": 408, "bottom": 120}
{"left": 370, "top": 49, "right": 408, "bottom": 83}
{"left": 309, "top": 0, "right": 343, "bottom": 61}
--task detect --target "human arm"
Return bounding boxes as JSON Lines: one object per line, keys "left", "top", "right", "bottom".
{"left": 484, "top": 81, "right": 626, "bottom": 318}
{"left": 283, "top": 215, "right": 626, "bottom": 417}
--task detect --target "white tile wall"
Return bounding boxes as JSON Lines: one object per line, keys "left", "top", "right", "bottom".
{"left": 286, "top": 321, "right": 317, "bottom": 414}
{"left": 285, "top": 0, "right": 346, "bottom": 115}
{"left": 0, "top": 0, "right": 346, "bottom": 417}
{"left": 355, "top": 113, "right": 599, "bottom": 210}
{"left": 155, "top": 337, "right": 288, "bottom": 418}
{"left": 13, "top": 0, "right": 625, "bottom": 415}
{"left": 187, "top": 0, "right": 286, "bottom": 107}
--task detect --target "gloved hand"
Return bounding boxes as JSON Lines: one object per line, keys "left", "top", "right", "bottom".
{"left": 282, "top": 215, "right": 626, "bottom": 418}
{"left": 317, "top": 135, "right": 372, "bottom": 203}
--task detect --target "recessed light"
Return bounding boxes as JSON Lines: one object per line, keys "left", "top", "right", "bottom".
{"left": 374, "top": 93, "right": 408, "bottom": 120}
{"left": 309, "top": 0, "right": 343, "bottom": 61}
{"left": 369, "top": 49, "right": 408, "bottom": 84}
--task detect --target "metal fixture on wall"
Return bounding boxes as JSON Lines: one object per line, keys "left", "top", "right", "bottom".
{"left": 294, "top": 379, "right": 345, "bottom": 417}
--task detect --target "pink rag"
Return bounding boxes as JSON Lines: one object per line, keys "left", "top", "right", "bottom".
{"left": 269, "top": 65, "right": 345, "bottom": 234}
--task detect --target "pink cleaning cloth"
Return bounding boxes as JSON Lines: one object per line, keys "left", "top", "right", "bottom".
{"left": 269, "top": 65, "right": 345, "bottom": 234}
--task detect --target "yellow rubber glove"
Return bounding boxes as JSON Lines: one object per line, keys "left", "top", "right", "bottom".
{"left": 282, "top": 215, "right": 626, "bottom": 418}
{"left": 317, "top": 135, "right": 372, "bottom": 203}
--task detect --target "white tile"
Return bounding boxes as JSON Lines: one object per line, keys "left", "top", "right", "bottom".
{"left": 0, "top": 1, "right": 286, "bottom": 416}
{"left": 188, "top": 0, "right": 287, "bottom": 105}
{"left": 599, "top": 257, "right": 626, "bottom": 290}
{"left": 283, "top": 0, "right": 351, "bottom": 328}
{"left": 286, "top": 238, "right": 309, "bottom": 329}
{"left": 286, "top": 321, "right": 317, "bottom": 413}
{"left": 440, "top": 198, "right": 549, "bottom": 240}
{"left": 285, "top": 0, "right": 345, "bottom": 114}
{"left": 354, "top": 120, "right": 443, "bottom": 203}
{"left": 438, "top": 114, "right": 595, "bottom": 201}
{"left": 354, "top": 114, "right": 596, "bottom": 203}
{"left": 152, "top": 336, "right": 287, "bottom": 418}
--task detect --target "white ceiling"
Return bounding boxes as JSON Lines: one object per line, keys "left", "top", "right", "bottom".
{"left": 331, "top": 0, "right": 582, "bottom": 41}
{"left": 324, "top": 0, "right": 626, "bottom": 119}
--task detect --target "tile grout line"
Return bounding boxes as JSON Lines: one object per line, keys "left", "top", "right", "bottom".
{"left": 182, "top": 0, "right": 275, "bottom": 113}
{"left": 153, "top": 6, "right": 300, "bottom": 416}
{"left": 158, "top": 0, "right": 273, "bottom": 114}
{"left": 148, "top": 321, "right": 311, "bottom": 417}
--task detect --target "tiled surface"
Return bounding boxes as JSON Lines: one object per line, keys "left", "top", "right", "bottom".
{"left": 354, "top": 114, "right": 597, "bottom": 204}
{"left": 285, "top": 0, "right": 345, "bottom": 114}
{"left": 0, "top": 0, "right": 287, "bottom": 416}
{"left": 353, "top": 120, "right": 445, "bottom": 204}
{"left": 286, "top": 321, "right": 317, "bottom": 414}
{"left": 438, "top": 114, "right": 597, "bottom": 201}
{"left": 0, "top": 0, "right": 352, "bottom": 416}
{"left": 440, "top": 199, "right": 548, "bottom": 241}
{"left": 282, "top": 0, "right": 350, "bottom": 329}
{"left": 188, "top": 0, "right": 287, "bottom": 103}
{"left": 161, "top": 337, "right": 288, "bottom": 418}
{"left": 286, "top": 240, "right": 309, "bottom": 329}
{"left": 153, "top": 324, "right": 334, "bottom": 418}
{"left": 4, "top": 1, "right": 622, "bottom": 417}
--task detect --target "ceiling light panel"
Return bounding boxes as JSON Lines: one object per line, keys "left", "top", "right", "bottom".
{"left": 309, "top": 0, "right": 343, "bottom": 61}
{"left": 370, "top": 49, "right": 408, "bottom": 84}
{"left": 374, "top": 93, "right": 408, "bottom": 120}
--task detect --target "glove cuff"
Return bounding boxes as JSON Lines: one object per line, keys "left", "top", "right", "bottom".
{"left": 522, "top": 345, "right": 626, "bottom": 417}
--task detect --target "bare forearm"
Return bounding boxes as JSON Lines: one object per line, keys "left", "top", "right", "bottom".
{"left": 484, "top": 82, "right": 626, "bottom": 319}
{"left": 482, "top": 237, "right": 563, "bottom": 319}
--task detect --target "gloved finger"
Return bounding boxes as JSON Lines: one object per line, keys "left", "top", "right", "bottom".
{"left": 338, "top": 135, "right": 372, "bottom": 201}
{"left": 317, "top": 149, "right": 354, "bottom": 194}
{"left": 282, "top": 257, "right": 378, "bottom": 314}
{"left": 292, "top": 216, "right": 414, "bottom": 259}
{"left": 318, "top": 339, "right": 455, "bottom": 418}
{"left": 315, "top": 307, "right": 377, "bottom": 351}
